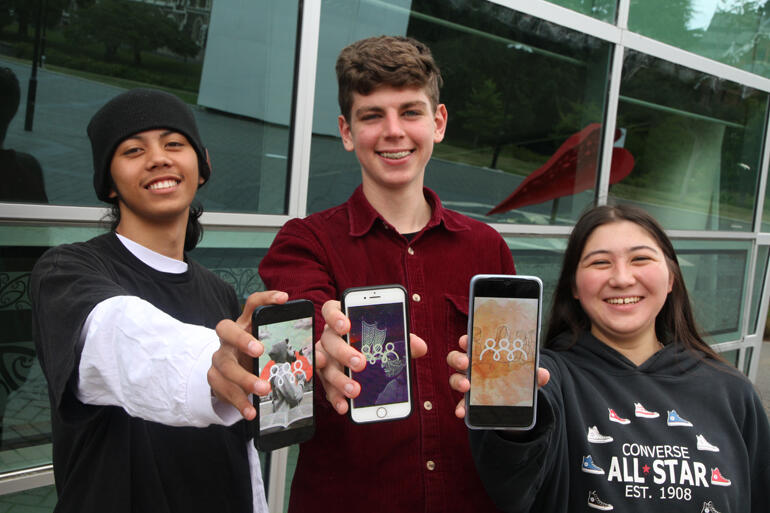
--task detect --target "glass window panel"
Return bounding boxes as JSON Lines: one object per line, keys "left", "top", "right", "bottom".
{"left": 505, "top": 236, "right": 567, "bottom": 332}
{"left": 0, "top": 224, "right": 274, "bottom": 478}
{"left": 719, "top": 349, "right": 739, "bottom": 367}
{"left": 1, "top": 0, "right": 298, "bottom": 214}
{"left": 0, "top": 484, "right": 56, "bottom": 510}
{"left": 628, "top": 1, "right": 770, "bottom": 80}
{"left": 744, "top": 346, "right": 754, "bottom": 375}
{"left": 673, "top": 239, "right": 751, "bottom": 342}
{"left": 547, "top": 0, "right": 616, "bottom": 22}
{"left": 750, "top": 245, "right": 769, "bottom": 334}
{"left": 610, "top": 50, "right": 768, "bottom": 231}
{"left": 308, "top": 0, "right": 613, "bottom": 225}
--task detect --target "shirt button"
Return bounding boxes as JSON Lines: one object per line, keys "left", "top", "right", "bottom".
{"left": 423, "top": 401, "right": 433, "bottom": 411}
{"left": 426, "top": 460, "right": 436, "bottom": 471}
{"left": 407, "top": 247, "right": 415, "bottom": 255}
{"left": 412, "top": 293, "right": 421, "bottom": 302}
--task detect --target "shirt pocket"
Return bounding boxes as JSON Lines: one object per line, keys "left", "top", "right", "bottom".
{"left": 444, "top": 293, "right": 470, "bottom": 352}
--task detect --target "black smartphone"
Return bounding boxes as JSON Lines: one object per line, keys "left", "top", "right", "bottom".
{"left": 252, "top": 299, "right": 315, "bottom": 451}
{"left": 342, "top": 285, "right": 412, "bottom": 424}
{"left": 465, "top": 275, "right": 542, "bottom": 430}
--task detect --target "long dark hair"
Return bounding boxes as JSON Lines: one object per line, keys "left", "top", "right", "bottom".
{"left": 106, "top": 201, "right": 204, "bottom": 252}
{"left": 545, "top": 204, "right": 722, "bottom": 361}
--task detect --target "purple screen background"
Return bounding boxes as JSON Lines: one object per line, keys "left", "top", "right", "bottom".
{"left": 347, "top": 302, "right": 408, "bottom": 407}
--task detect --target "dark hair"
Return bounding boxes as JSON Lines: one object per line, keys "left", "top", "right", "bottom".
{"left": 106, "top": 201, "right": 204, "bottom": 252}
{"left": 545, "top": 204, "right": 723, "bottom": 362}
{"left": 335, "top": 35, "right": 443, "bottom": 122}
{"left": 0, "top": 67, "right": 21, "bottom": 145}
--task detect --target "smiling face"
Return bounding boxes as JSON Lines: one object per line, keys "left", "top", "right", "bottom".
{"left": 338, "top": 85, "right": 447, "bottom": 195}
{"left": 108, "top": 129, "right": 202, "bottom": 228}
{"left": 574, "top": 220, "right": 674, "bottom": 350}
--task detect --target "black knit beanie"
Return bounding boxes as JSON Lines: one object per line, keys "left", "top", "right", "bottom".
{"left": 87, "top": 88, "right": 211, "bottom": 203}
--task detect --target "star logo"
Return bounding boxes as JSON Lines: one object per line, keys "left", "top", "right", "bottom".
{"left": 642, "top": 464, "right": 651, "bottom": 474}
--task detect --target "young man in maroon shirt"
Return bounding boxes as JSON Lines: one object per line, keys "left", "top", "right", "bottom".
{"left": 258, "top": 36, "right": 515, "bottom": 512}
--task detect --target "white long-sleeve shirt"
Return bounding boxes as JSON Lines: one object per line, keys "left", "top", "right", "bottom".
{"left": 78, "top": 233, "right": 267, "bottom": 512}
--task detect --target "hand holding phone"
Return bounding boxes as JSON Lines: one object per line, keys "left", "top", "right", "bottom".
{"left": 465, "top": 275, "right": 542, "bottom": 430}
{"left": 252, "top": 300, "right": 315, "bottom": 451}
{"left": 342, "top": 285, "right": 412, "bottom": 424}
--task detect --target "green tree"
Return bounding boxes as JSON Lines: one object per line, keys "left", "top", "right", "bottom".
{"left": 66, "top": 0, "right": 198, "bottom": 65}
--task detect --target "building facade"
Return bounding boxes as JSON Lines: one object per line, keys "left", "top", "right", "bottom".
{"left": 0, "top": 0, "right": 768, "bottom": 511}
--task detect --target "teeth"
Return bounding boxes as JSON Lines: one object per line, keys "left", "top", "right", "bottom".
{"left": 379, "top": 150, "right": 411, "bottom": 159}
{"left": 148, "top": 179, "right": 178, "bottom": 190}
{"left": 606, "top": 297, "right": 641, "bottom": 305}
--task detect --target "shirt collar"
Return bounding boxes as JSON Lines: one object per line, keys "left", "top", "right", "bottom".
{"left": 347, "top": 185, "right": 471, "bottom": 237}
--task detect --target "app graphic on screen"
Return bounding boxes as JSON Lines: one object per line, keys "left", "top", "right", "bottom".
{"left": 257, "top": 317, "right": 313, "bottom": 435}
{"left": 347, "top": 303, "right": 408, "bottom": 408}
{"left": 469, "top": 297, "right": 537, "bottom": 407}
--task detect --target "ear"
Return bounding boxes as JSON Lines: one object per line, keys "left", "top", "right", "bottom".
{"left": 338, "top": 115, "right": 355, "bottom": 152}
{"left": 667, "top": 270, "right": 674, "bottom": 294}
{"left": 108, "top": 189, "right": 118, "bottom": 199}
{"left": 433, "top": 104, "right": 448, "bottom": 143}
{"left": 200, "top": 148, "right": 211, "bottom": 185}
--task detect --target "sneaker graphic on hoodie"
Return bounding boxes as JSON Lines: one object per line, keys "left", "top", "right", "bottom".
{"left": 634, "top": 402, "right": 659, "bottom": 418}
{"left": 587, "top": 490, "right": 613, "bottom": 510}
{"left": 581, "top": 455, "right": 605, "bottom": 475}
{"left": 696, "top": 434, "right": 719, "bottom": 452}
{"left": 587, "top": 426, "right": 613, "bottom": 444}
{"left": 700, "top": 500, "right": 722, "bottom": 513}
{"left": 608, "top": 408, "right": 630, "bottom": 425}
{"left": 667, "top": 409, "right": 693, "bottom": 427}
{"left": 710, "top": 467, "right": 731, "bottom": 486}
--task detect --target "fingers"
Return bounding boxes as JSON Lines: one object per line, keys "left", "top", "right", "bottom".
{"left": 215, "top": 319, "right": 263, "bottom": 359}
{"left": 237, "top": 290, "right": 289, "bottom": 330}
{"left": 537, "top": 367, "right": 550, "bottom": 388}
{"left": 316, "top": 325, "right": 362, "bottom": 415}
{"left": 454, "top": 397, "right": 466, "bottom": 419}
{"left": 409, "top": 333, "right": 427, "bottom": 359}
{"left": 321, "top": 299, "right": 349, "bottom": 335}
{"left": 458, "top": 334, "right": 468, "bottom": 351}
{"left": 320, "top": 321, "right": 364, "bottom": 373}
{"left": 446, "top": 349, "right": 469, "bottom": 373}
{"left": 207, "top": 364, "right": 259, "bottom": 420}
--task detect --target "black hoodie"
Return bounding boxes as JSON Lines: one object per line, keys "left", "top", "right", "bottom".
{"left": 469, "top": 330, "right": 770, "bottom": 513}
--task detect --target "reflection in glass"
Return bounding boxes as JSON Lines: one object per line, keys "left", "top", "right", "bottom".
{"left": 720, "top": 349, "right": 739, "bottom": 367}
{"left": 308, "top": 0, "right": 612, "bottom": 225}
{"left": 629, "top": 0, "right": 770, "bottom": 80}
{"left": 674, "top": 240, "right": 751, "bottom": 342}
{"left": 548, "top": 0, "right": 616, "bottom": 22}
{"left": 750, "top": 246, "right": 769, "bottom": 334}
{"left": 744, "top": 346, "right": 754, "bottom": 375}
{"left": 0, "top": 0, "right": 298, "bottom": 214}
{"left": 610, "top": 50, "right": 768, "bottom": 231}
{"left": 504, "top": 237, "right": 567, "bottom": 330}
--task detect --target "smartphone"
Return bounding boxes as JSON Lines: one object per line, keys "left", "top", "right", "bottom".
{"left": 252, "top": 299, "right": 315, "bottom": 451}
{"left": 465, "top": 275, "right": 542, "bottom": 430}
{"left": 342, "top": 285, "right": 412, "bottom": 424}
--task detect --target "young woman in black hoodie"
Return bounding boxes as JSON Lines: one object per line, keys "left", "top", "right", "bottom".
{"left": 448, "top": 204, "right": 770, "bottom": 513}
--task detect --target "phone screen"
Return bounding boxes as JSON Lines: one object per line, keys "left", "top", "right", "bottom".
{"left": 347, "top": 302, "right": 408, "bottom": 408}
{"left": 466, "top": 275, "right": 541, "bottom": 430}
{"left": 255, "top": 304, "right": 314, "bottom": 449}
{"left": 469, "top": 297, "right": 538, "bottom": 407}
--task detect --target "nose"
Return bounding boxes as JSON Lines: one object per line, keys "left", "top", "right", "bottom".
{"left": 145, "top": 142, "right": 172, "bottom": 169}
{"left": 383, "top": 111, "right": 405, "bottom": 138}
{"left": 608, "top": 262, "right": 636, "bottom": 288}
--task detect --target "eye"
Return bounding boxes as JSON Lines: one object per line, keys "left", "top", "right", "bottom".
{"left": 403, "top": 109, "right": 422, "bottom": 117}
{"left": 587, "top": 259, "right": 610, "bottom": 268}
{"left": 359, "top": 112, "right": 381, "bottom": 121}
{"left": 120, "top": 146, "right": 143, "bottom": 156}
{"left": 631, "top": 254, "right": 653, "bottom": 263}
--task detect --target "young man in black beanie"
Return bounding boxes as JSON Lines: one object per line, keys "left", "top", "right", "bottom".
{"left": 30, "top": 88, "right": 283, "bottom": 513}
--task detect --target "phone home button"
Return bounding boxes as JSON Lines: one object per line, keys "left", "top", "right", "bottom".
{"left": 376, "top": 407, "right": 387, "bottom": 418}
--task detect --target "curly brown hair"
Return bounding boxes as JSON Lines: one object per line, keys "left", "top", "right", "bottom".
{"left": 335, "top": 35, "right": 443, "bottom": 122}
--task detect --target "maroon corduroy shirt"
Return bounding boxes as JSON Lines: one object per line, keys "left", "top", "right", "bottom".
{"left": 259, "top": 186, "right": 515, "bottom": 513}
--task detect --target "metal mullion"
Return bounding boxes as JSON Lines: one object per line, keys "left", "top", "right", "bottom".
{"left": 615, "top": 0, "right": 630, "bottom": 29}
{"left": 621, "top": 31, "right": 770, "bottom": 94}
{"left": 0, "top": 466, "right": 53, "bottom": 496}
{"left": 487, "top": 0, "right": 621, "bottom": 43}
{"left": 286, "top": 0, "right": 322, "bottom": 220}
{"left": 596, "top": 42, "right": 624, "bottom": 206}
{"left": 753, "top": 98, "right": 770, "bottom": 233}
{"left": 491, "top": 223, "right": 573, "bottom": 237}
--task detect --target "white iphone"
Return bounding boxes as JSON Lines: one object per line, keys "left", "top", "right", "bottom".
{"left": 342, "top": 285, "right": 412, "bottom": 424}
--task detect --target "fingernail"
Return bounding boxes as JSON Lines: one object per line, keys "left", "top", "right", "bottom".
{"left": 350, "top": 356, "right": 361, "bottom": 368}
{"left": 336, "top": 400, "right": 346, "bottom": 413}
{"left": 344, "top": 383, "right": 354, "bottom": 396}
{"left": 335, "top": 319, "right": 345, "bottom": 331}
{"left": 247, "top": 340, "right": 259, "bottom": 355}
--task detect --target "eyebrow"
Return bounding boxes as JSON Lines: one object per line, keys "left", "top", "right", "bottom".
{"left": 353, "top": 100, "right": 428, "bottom": 118}
{"left": 122, "top": 130, "right": 177, "bottom": 143}
{"left": 581, "top": 245, "right": 659, "bottom": 261}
